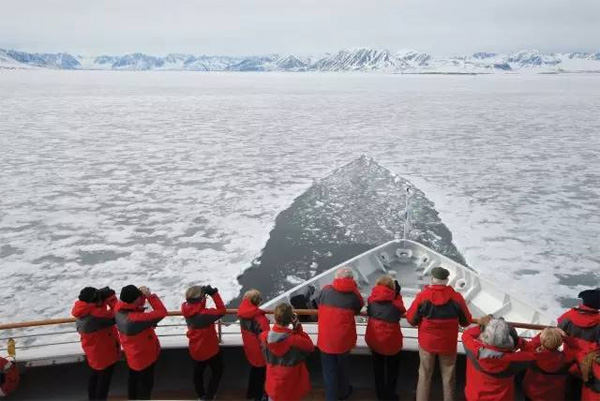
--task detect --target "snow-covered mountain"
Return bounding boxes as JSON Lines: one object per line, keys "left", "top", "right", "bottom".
{"left": 2, "top": 47, "right": 600, "bottom": 74}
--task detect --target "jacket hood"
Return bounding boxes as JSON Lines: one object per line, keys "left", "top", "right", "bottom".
{"left": 181, "top": 300, "right": 207, "bottom": 317}
{"left": 265, "top": 324, "right": 292, "bottom": 356}
{"left": 535, "top": 349, "right": 568, "bottom": 373}
{"left": 368, "top": 285, "right": 396, "bottom": 303}
{"left": 115, "top": 300, "right": 144, "bottom": 313}
{"left": 332, "top": 277, "right": 358, "bottom": 293}
{"left": 424, "top": 285, "right": 455, "bottom": 305}
{"left": 237, "top": 298, "right": 265, "bottom": 319}
{"left": 565, "top": 306, "right": 600, "bottom": 328}
{"left": 71, "top": 300, "right": 95, "bottom": 318}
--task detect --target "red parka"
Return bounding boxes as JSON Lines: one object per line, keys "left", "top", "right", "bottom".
{"left": 558, "top": 305, "right": 599, "bottom": 363}
{"left": 0, "top": 357, "right": 19, "bottom": 397}
{"left": 521, "top": 334, "right": 572, "bottom": 401}
{"left": 238, "top": 298, "right": 270, "bottom": 367}
{"left": 406, "top": 285, "right": 472, "bottom": 355}
{"left": 260, "top": 323, "right": 315, "bottom": 401}
{"left": 582, "top": 361, "right": 600, "bottom": 401}
{"left": 115, "top": 294, "right": 167, "bottom": 371}
{"left": 71, "top": 295, "right": 120, "bottom": 370}
{"left": 365, "top": 285, "right": 406, "bottom": 355}
{"left": 182, "top": 292, "right": 226, "bottom": 361}
{"left": 462, "top": 325, "right": 536, "bottom": 401}
{"left": 317, "top": 277, "right": 364, "bottom": 354}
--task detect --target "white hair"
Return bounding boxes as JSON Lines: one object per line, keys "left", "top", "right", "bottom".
{"left": 335, "top": 267, "right": 355, "bottom": 279}
{"left": 479, "top": 318, "right": 514, "bottom": 349}
{"left": 431, "top": 277, "right": 449, "bottom": 285}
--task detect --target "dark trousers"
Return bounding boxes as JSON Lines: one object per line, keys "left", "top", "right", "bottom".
{"left": 246, "top": 365, "right": 266, "bottom": 400}
{"left": 565, "top": 375, "right": 582, "bottom": 401}
{"left": 320, "top": 351, "right": 351, "bottom": 401}
{"left": 372, "top": 351, "right": 401, "bottom": 400}
{"left": 127, "top": 363, "right": 156, "bottom": 400}
{"left": 88, "top": 363, "right": 115, "bottom": 400}
{"left": 194, "top": 352, "right": 224, "bottom": 400}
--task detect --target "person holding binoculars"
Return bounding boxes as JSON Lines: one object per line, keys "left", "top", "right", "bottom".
{"left": 182, "top": 284, "right": 226, "bottom": 400}
{"left": 71, "top": 286, "right": 120, "bottom": 401}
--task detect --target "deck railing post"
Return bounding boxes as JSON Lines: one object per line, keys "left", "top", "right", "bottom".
{"left": 218, "top": 320, "right": 222, "bottom": 343}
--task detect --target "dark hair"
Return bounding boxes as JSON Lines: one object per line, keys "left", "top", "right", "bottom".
{"left": 274, "top": 303, "right": 293, "bottom": 326}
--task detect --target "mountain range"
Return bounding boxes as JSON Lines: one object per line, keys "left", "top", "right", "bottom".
{"left": 1, "top": 47, "right": 600, "bottom": 73}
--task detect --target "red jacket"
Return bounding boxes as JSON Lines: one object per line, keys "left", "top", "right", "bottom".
{"left": 558, "top": 306, "right": 599, "bottom": 363}
{"left": 521, "top": 334, "right": 572, "bottom": 401}
{"left": 406, "top": 285, "right": 472, "bottom": 355}
{"left": 317, "top": 278, "right": 364, "bottom": 354}
{"left": 365, "top": 285, "right": 406, "bottom": 355}
{"left": 115, "top": 294, "right": 167, "bottom": 371}
{"left": 71, "top": 295, "right": 120, "bottom": 370}
{"left": 260, "top": 324, "right": 315, "bottom": 401}
{"left": 0, "top": 357, "right": 19, "bottom": 397}
{"left": 182, "top": 292, "right": 226, "bottom": 361}
{"left": 582, "top": 361, "right": 600, "bottom": 401}
{"left": 462, "top": 326, "right": 536, "bottom": 401}
{"left": 238, "top": 298, "right": 270, "bottom": 367}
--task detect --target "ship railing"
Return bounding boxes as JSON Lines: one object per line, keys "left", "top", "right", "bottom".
{"left": 0, "top": 309, "right": 554, "bottom": 366}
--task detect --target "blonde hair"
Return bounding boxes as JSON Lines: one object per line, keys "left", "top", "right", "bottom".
{"left": 185, "top": 286, "right": 204, "bottom": 300}
{"left": 376, "top": 275, "right": 395, "bottom": 290}
{"left": 581, "top": 350, "right": 600, "bottom": 382}
{"left": 244, "top": 289, "right": 262, "bottom": 306}
{"left": 540, "top": 328, "right": 563, "bottom": 351}
{"left": 274, "top": 303, "right": 293, "bottom": 326}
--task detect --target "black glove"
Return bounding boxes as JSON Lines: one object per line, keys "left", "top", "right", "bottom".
{"left": 509, "top": 326, "right": 520, "bottom": 349}
{"left": 394, "top": 280, "right": 401, "bottom": 296}
{"left": 98, "top": 287, "right": 115, "bottom": 301}
{"left": 204, "top": 285, "right": 218, "bottom": 296}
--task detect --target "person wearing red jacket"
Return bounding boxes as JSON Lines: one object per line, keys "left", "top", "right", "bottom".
{"left": 462, "top": 316, "right": 536, "bottom": 401}
{"left": 365, "top": 275, "right": 406, "bottom": 400}
{"left": 260, "top": 302, "right": 315, "bottom": 401}
{"left": 115, "top": 285, "right": 167, "bottom": 400}
{"left": 0, "top": 356, "right": 19, "bottom": 397}
{"left": 182, "top": 284, "right": 226, "bottom": 400}
{"left": 581, "top": 349, "right": 600, "bottom": 401}
{"left": 521, "top": 328, "right": 572, "bottom": 401}
{"left": 558, "top": 288, "right": 599, "bottom": 400}
{"left": 71, "top": 286, "right": 120, "bottom": 401}
{"left": 406, "top": 266, "right": 472, "bottom": 401}
{"left": 238, "top": 289, "right": 270, "bottom": 401}
{"left": 317, "top": 267, "right": 364, "bottom": 401}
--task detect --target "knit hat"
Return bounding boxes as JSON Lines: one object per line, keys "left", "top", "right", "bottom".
{"left": 578, "top": 288, "right": 600, "bottom": 310}
{"left": 120, "top": 285, "right": 142, "bottom": 304}
{"left": 78, "top": 287, "right": 98, "bottom": 303}
{"left": 431, "top": 267, "right": 450, "bottom": 280}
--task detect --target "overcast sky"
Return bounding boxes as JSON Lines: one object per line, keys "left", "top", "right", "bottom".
{"left": 1, "top": 0, "right": 599, "bottom": 56}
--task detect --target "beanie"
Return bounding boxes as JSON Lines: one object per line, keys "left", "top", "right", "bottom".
{"left": 120, "top": 285, "right": 142, "bottom": 304}
{"left": 578, "top": 288, "right": 600, "bottom": 310}
{"left": 78, "top": 287, "right": 98, "bottom": 303}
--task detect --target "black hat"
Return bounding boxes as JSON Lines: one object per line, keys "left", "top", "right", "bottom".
{"left": 578, "top": 288, "right": 600, "bottom": 310}
{"left": 79, "top": 287, "right": 99, "bottom": 303}
{"left": 120, "top": 285, "right": 142, "bottom": 304}
{"left": 431, "top": 267, "right": 450, "bottom": 280}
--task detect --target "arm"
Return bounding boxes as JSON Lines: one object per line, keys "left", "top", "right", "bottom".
{"left": 393, "top": 294, "right": 406, "bottom": 315}
{"left": 405, "top": 294, "right": 422, "bottom": 326}
{"left": 461, "top": 325, "right": 483, "bottom": 356}
{"left": 353, "top": 290, "right": 365, "bottom": 314}
{"left": 291, "top": 325, "right": 315, "bottom": 353}
{"left": 204, "top": 292, "right": 226, "bottom": 317}
{"left": 454, "top": 293, "right": 473, "bottom": 327}
{"left": 128, "top": 294, "right": 167, "bottom": 324}
{"left": 520, "top": 334, "right": 540, "bottom": 352}
{"left": 256, "top": 311, "right": 270, "bottom": 333}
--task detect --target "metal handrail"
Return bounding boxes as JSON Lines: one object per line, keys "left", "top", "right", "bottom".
{"left": 0, "top": 308, "right": 553, "bottom": 331}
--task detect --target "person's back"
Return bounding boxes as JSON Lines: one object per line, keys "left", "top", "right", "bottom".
{"left": 406, "top": 267, "right": 472, "bottom": 401}
{"left": 558, "top": 289, "right": 599, "bottom": 362}
{"left": 462, "top": 317, "right": 535, "bottom": 401}
{"left": 260, "top": 303, "right": 315, "bottom": 401}
{"left": 581, "top": 350, "right": 600, "bottom": 401}
{"left": 317, "top": 273, "right": 364, "bottom": 354}
{"left": 522, "top": 328, "right": 571, "bottom": 401}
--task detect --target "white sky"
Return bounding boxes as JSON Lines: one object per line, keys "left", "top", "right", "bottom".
{"left": 0, "top": 0, "right": 599, "bottom": 56}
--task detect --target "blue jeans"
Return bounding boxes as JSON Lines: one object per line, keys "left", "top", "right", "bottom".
{"left": 320, "top": 351, "right": 350, "bottom": 401}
